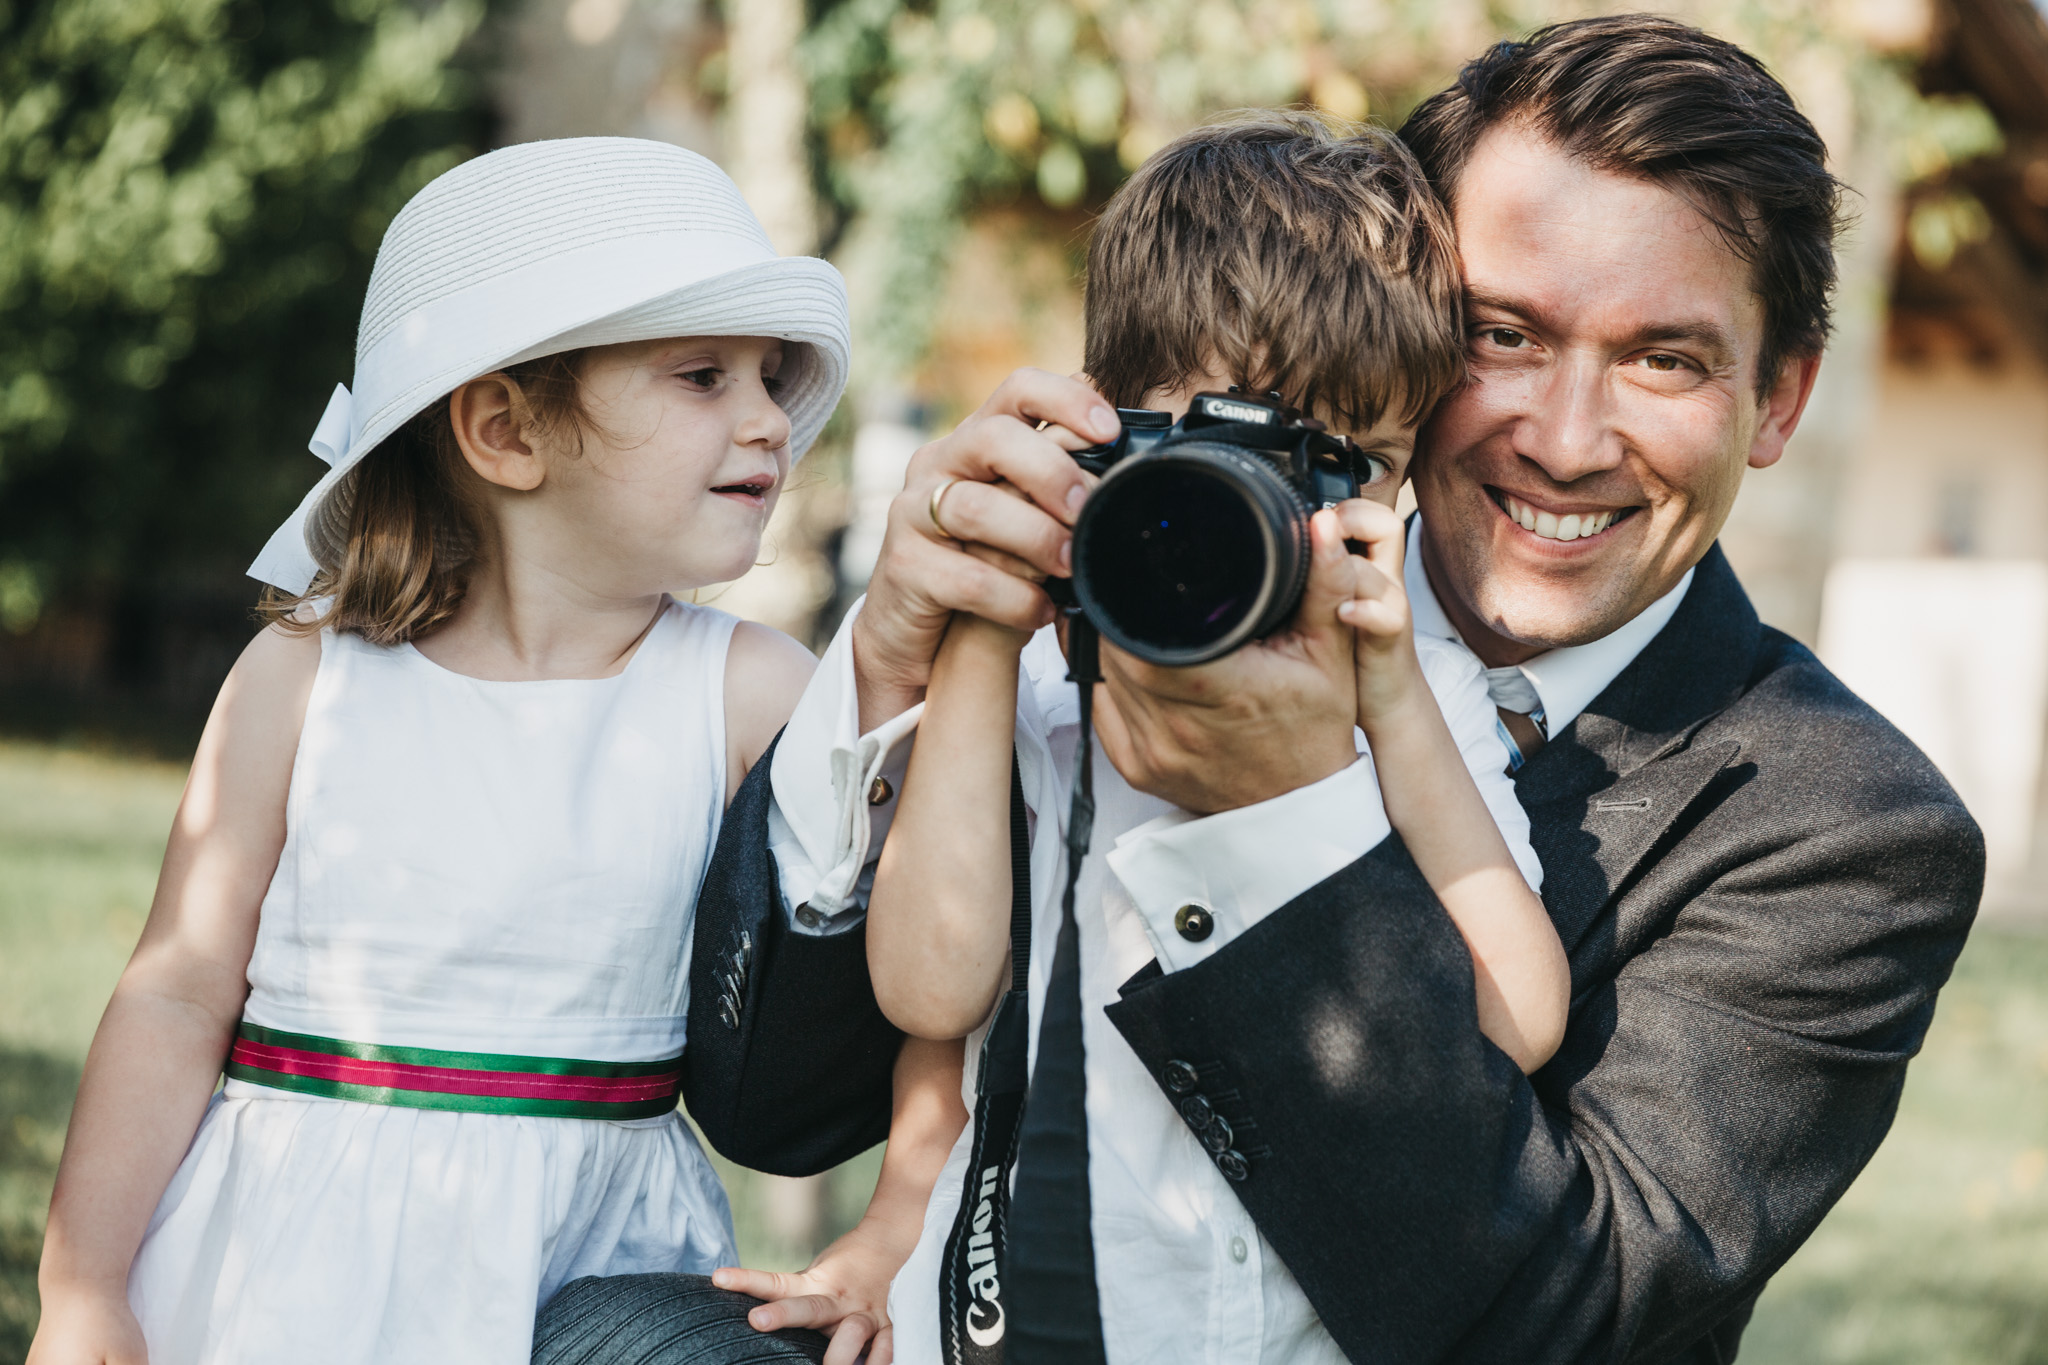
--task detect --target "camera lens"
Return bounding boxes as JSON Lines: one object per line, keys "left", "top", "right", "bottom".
{"left": 1072, "top": 442, "right": 1312, "bottom": 666}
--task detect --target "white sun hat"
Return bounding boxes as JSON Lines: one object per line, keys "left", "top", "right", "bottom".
{"left": 248, "top": 137, "right": 852, "bottom": 594}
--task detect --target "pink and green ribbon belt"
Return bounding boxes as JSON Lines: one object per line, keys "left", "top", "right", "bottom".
{"left": 224, "top": 1022, "right": 684, "bottom": 1119}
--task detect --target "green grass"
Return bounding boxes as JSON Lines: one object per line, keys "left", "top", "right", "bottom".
{"left": 0, "top": 741, "right": 185, "bottom": 1364}
{"left": 0, "top": 736, "right": 2041, "bottom": 1363}
{"left": 1742, "top": 932, "right": 2048, "bottom": 1364}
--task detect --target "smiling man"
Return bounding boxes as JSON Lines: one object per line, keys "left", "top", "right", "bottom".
{"left": 1086, "top": 18, "right": 1986, "bottom": 1361}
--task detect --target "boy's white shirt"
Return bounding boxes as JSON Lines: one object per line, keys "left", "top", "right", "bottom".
{"left": 767, "top": 606, "right": 1539, "bottom": 950}
{"left": 763, "top": 538, "right": 1546, "bottom": 1364}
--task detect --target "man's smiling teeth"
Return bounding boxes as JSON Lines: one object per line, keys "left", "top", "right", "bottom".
{"left": 1499, "top": 493, "right": 1617, "bottom": 542}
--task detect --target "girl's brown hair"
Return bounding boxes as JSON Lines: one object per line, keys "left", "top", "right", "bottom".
{"left": 259, "top": 350, "right": 591, "bottom": 646}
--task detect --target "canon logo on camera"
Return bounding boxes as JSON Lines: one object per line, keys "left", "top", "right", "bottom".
{"left": 1195, "top": 396, "right": 1276, "bottom": 425}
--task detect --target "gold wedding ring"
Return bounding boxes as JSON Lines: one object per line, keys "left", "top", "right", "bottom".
{"left": 928, "top": 477, "right": 963, "bottom": 540}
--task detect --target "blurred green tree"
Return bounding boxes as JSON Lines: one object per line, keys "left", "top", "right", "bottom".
{"left": 0, "top": 0, "right": 496, "bottom": 637}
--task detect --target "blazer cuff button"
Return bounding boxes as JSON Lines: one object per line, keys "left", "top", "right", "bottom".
{"left": 1163, "top": 1060, "right": 1200, "bottom": 1094}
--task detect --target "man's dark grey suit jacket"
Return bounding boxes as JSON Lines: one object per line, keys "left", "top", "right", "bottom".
{"left": 683, "top": 544, "right": 1984, "bottom": 1363}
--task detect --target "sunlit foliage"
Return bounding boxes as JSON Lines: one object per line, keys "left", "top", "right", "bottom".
{"left": 796, "top": 0, "right": 2012, "bottom": 389}
{"left": 0, "top": 0, "right": 494, "bottom": 626}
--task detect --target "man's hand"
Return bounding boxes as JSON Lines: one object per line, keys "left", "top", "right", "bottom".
{"left": 1090, "top": 508, "right": 1363, "bottom": 814}
{"left": 852, "top": 369, "right": 1117, "bottom": 731}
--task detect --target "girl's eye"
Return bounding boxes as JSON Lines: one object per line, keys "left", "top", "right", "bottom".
{"left": 762, "top": 372, "right": 786, "bottom": 397}
{"left": 679, "top": 367, "right": 722, "bottom": 389}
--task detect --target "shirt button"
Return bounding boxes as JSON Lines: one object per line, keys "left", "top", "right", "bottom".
{"left": 1230, "top": 1236, "right": 1249, "bottom": 1264}
{"left": 1173, "top": 903, "right": 1214, "bottom": 942}
{"left": 1162, "top": 1060, "right": 1200, "bottom": 1094}
{"left": 795, "top": 903, "right": 824, "bottom": 930}
{"left": 867, "top": 775, "right": 895, "bottom": 806}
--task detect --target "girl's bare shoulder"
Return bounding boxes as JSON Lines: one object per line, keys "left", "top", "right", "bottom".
{"left": 200, "top": 622, "right": 324, "bottom": 781}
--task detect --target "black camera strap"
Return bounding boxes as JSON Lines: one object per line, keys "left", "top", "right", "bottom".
{"left": 938, "top": 618, "right": 1109, "bottom": 1363}
{"left": 1002, "top": 615, "right": 1108, "bottom": 1362}
{"left": 939, "top": 754, "right": 1033, "bottom": 1364}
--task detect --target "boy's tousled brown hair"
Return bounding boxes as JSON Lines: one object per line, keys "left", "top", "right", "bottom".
{"left": 1084, "top": 110, "right": 1464, "bottom": 432}
{"left": 258, "top": 350, "right": 592, "bottom": 646}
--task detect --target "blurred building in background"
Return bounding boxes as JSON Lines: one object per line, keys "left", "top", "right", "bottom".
{"left": 4, "top": 0, "right": 2048, "bottom": 914}
{"left": 1812, "top": 0, "right": 2048, "bottom": 917}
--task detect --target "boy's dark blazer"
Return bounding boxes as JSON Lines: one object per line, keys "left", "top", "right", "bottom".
{"left": 684, "top": 544, "right": 1983, "bottom": 1362}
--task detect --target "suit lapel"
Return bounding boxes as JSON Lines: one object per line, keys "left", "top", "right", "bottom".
{"left": 1526, "top": 739, "right": 1740, "bottom": 954}
{"left": 1515, "top": 546, "right": 1760, "bottom": 954}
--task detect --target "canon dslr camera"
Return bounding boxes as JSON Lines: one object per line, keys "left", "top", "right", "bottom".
{"left": 1053, "top": 390, "right": 1384, "bottom": 666}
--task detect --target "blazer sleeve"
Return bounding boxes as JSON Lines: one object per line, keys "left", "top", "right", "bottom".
{"left": 1103, "top": 797, "right": 1982, "bottom": 1363}
{"left": 682, "top": 730, "right": 903, "bottom": 1176}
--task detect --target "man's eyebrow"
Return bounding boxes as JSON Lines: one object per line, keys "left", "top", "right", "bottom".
{"left": 1465, "top": 289, "right": 1737, "bottom": 365}
{"left": 1464, "top": 288, "right": 1533, "bottom": 320}
{"left": 1619, "top": 320, "right": 1737, "bottom": 365}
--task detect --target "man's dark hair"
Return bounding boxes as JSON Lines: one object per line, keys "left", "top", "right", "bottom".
{"left": 1400, "top": 13, "right": 1846, "bottom": 397}
{"left": 1085, "top": 111, "right": 1463, "bottom": 432}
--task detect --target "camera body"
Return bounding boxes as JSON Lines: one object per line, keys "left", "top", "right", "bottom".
{"left": 1055, "top": 390, "right": 1381, "bottom": 666}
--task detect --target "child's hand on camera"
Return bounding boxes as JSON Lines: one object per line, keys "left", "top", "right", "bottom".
{"left": 1327, "top": 501, "right": 1426, "bottom": 726}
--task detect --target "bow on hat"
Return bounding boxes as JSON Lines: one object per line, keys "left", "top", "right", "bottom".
{"left": 247, "top": 385, "right": 354, "bottom": 597}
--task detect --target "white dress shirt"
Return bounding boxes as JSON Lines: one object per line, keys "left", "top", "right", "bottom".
{"left": 1403, "top": 517, "right": 1694, "bottom": 739}
{"left": 765, "top": 569, "right": 1537, "bottom": 1363}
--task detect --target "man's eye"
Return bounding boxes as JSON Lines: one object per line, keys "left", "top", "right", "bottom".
{"left": 1641, "top": 354, "right": 1683, "bottom": 372}
{"left": 1482, "top": 328, "right": 1526, "bottom": 349}
{"left": 1360, "top": 454, "right": 1395, "bottom": 485}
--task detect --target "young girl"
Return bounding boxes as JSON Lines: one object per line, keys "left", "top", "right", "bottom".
{"left": 30, "top": 139, "right": 954, "bottom": 1365}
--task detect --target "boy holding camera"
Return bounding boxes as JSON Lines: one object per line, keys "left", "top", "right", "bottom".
{"left": 862, "top": 113, "right": 1569, "bottom": 1361}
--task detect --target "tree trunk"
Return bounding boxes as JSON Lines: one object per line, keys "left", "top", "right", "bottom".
{"left": 725, "top": 0, "right": 817, "bottom": 255}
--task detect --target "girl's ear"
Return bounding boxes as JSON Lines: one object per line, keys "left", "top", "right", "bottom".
{"left": 449, "top": 375, "right": 547, "bottom": 491}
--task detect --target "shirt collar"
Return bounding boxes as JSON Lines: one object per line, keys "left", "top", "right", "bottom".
{"left": 1404, "top": 514, "right": 1695, "bottom": 737}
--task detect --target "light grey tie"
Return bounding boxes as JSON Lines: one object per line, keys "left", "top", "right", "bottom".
{"left": 1486, "top": 666, "right": 1548, "bottom": 773}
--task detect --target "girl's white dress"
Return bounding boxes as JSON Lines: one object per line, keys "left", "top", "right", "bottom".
{"left": 127, "top": 600, "right": 742, "bottom": 1364}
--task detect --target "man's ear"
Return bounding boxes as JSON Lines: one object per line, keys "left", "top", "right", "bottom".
{"left": 1746, "top": 353, "right": 1822, "bottom": 471}
{"left": 449, "top": 375, "right": 546, "bottom": 491}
